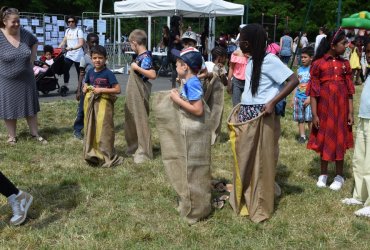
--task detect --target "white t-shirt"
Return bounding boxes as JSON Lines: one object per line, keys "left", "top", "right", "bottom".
{"left": 301, "top": 36, "right": 309, "bottom": 48}
{"left": 204, "top": 61, "right": 215, "bottom": 73}
{"left": 359, "top": 77, "right": 370, "bottom": 119}
{"left": 241, "top": 53, "right": 293, "bottom": 105}
{"left": 65, "top": 27, "right": 84, "bottom": 62}
{"left": 314, "top": 34, "right": 326, "bottom": 54}
{"left": 45, "top": 59, "right": 54, "bottom": 66}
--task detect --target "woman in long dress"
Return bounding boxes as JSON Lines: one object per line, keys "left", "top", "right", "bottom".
{"left": 0, "top": 6, "right": 46, "bottom": 144}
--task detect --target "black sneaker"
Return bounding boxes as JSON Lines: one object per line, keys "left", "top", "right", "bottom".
{"left": 60, "top": 86, "right": 69, "bottom": 97}
{"left": 298, "top": 136, "right": 306, "bottom": 144}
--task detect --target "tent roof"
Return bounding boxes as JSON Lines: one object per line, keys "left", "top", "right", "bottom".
{"left": 114, "top": 0, "right": 244, "bottom": 17}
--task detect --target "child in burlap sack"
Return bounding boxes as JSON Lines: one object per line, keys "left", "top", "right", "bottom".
{"left": 124, "top": 29, "right": 156, "bottom": 164}
{"left": 161, "top": 48, "right": 212, "bottom": 224}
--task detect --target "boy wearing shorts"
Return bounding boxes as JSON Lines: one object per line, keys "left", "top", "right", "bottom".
{"left": 291, "top": 46, "right": 314, "bottom": 143}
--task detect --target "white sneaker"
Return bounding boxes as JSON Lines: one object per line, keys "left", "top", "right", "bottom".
{"left": 7, "top": 191, "right": 33, "bottom": 226}
{"left": 354, "top": 206, "right": 370, "bottom": 217}
{"left": 341, "top": 198, "right": 363, "bottom": 206}
{"left": 316, "top": 175, "right": 328, "bottom": 188}
{"left": 329, "top": 175, "right": 345, "bottom": 191}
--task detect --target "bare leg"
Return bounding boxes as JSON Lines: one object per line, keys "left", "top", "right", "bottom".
{"left": 4, "top": 119, "right": 17, "bottom": 138}
{"left": 26, "top": 115, "right": 39, "bottom": 137}
{"left": 321, "top": 159, "right": 328, "bottom": 175}
{"left": 298, "top": 122, "right": 305, "bottom": 137}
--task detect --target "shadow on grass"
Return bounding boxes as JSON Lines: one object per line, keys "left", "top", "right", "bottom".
{"left": 27, "top": 179, "right": 82, "bottom": 229}
{"left": 307, "top": 156, "right": 352, "bottom": 180}
{"left": 275, "top": 164, "right": 304, "bottom": 209}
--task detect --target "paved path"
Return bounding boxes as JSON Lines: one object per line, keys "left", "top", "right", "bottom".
{"left": 38, "top": 70, "right": 174, "bottom": 102}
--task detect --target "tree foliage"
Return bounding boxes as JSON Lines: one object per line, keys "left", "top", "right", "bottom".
{"left": 3, "top": 0, "right": 370, "bottom": 41}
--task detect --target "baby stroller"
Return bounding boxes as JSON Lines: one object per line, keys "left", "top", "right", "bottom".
{"left": 34, "top": 48, "right": 65, "bottom": 95}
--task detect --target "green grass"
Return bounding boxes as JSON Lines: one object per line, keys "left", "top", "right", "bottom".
{"left": 0, "top": 85, "right": 369, "bottom": 249}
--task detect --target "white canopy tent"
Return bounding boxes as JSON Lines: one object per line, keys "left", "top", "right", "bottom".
{"left": 113, "top": 0, "right": 244, "bottom": 58}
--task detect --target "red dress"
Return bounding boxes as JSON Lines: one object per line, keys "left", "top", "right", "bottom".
{"left": 306, "top": 54, "right": 355, "bottom": 161}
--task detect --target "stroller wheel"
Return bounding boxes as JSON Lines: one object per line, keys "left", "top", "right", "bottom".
{"left": 41, "top": 90, "right": 49, "bottom": 95}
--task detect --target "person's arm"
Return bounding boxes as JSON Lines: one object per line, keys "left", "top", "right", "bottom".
{"left": 30, "top": 43, "right": 38, "bottom": 66}
{"left": 348, "top": 96, "right": 354, "bottom": 125}
{"left": 311, "top": 96, "right": 319, "bottom": 129}
{"left": 227, "top": 62, "right": 235, "bottom": 94}
{"left": 58, "top": 35, "right": 67, "bottom": 48}
{"left": 197, "top": 68, "right": 208, "bottom": 79}
{"left": 290, "top": 87, "right": 297, "bottom": 108}
{"left": 262, "top": 73, "right": 299, "bottom": 114}
{"left": 67, "top": 38, "right": 84, "bottom": 51}
{"left": 131, "top": 62, "right": 157, "bottom": 79}
{"left": 93, "top": 83, "right": 121, "bottom": 95}
{"left": 170, "top": 89, "right": 203, "bottom": 116}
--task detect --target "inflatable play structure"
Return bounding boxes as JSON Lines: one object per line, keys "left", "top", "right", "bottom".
{"left": 342, "top": 11, "right": 370, "bottom": 29}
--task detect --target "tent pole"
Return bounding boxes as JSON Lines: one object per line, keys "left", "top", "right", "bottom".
{"left": 99, "top": 0, "right": 104, "bottom": 20}
{"left": 148, "top": 16, "right": 152, "bottom": 51}
{"left": 118, "top": 18, "right": 121, "bottom": 67}
{"left": 113, "top": 14, "right": 116, "bottom": 71}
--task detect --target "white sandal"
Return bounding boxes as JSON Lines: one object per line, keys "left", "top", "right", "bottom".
{"left": 7, "top": 136, "right": 17, "bottom": 145}
{"left": 31, "top": 135, "right": 47, "bottom": 144}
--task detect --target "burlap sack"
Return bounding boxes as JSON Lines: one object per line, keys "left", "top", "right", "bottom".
{"left": 203, "top": 66, "right": 225, "bottom": 145}
{"left": 227, "top": 104, "right": 276, "bottom": 223}
{"left": 83, "top": 91, "right": 123, "bottom": 167}
{"left": 153, "top": 91, "right": 212, "bottom": 224}
{"left": 124, "top": 69, "right": 153, "bottom": 163}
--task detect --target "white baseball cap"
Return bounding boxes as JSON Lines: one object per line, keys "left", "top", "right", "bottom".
{"left": 181, "top": 31, "right": 197, "bottom": 43}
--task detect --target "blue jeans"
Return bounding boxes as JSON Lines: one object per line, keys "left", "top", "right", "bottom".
{"left": 280, "top": 55, "right": 291, "bottom": 65}
{"left": 73, "top": 94, "right": 84, "bottom": 133}
{"left": 232, "top": 77, "right": 245, "bottom": 107}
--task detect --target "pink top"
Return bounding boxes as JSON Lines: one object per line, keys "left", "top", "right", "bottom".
{"left": 230, "top": 53, "right": 248, "bottom": 80}
{"left": 266, "top": 43, "right": 281, "bottom": 55}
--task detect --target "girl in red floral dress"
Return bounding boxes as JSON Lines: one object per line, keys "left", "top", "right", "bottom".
{"left": 307, "top": 29, "right": 355, "bottom": 191}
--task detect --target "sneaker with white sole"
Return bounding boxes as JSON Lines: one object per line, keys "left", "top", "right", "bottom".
{"left": 329, "top": 175, "right": 344, "bottom": 191}
{"left": 7, "top": 191, "right": 33, "bottom": 226}
{"left": 354, "top": 206, "right": 370, "bottom": 217}
{"left": 316, "top": 175, "right": 328, "bottom": 188}
{"left": 341, "top": 198, "right": 363, "bottom": 206}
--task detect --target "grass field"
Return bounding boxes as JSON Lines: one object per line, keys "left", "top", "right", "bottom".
{"left": 0, "top": 85, "right": 369, "bottom": 249}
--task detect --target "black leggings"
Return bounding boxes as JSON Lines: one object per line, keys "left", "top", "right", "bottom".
{"left": 0, "top": 172, "right": 19, "bottom": 198}
{"left": 64, "top": 57, "right": 80, "bottom": 84}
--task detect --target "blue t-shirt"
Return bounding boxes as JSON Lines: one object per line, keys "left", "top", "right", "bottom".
{"left": 359, "top": 77, "right": 370, "bottom": 119}
{"left": 85, "top": 67, "right": 118, "bottom": 88}
{"left": 134, "top": 51, "right": 153, "bottom": 82}
{"left": 295, "top": 66, "right": 310, "bottom": 99}
{"left": 180, "top": 76, "right": 203, "bottom": 101}
{"left": 241, "top": 53, "right": 293, "bottom": 105}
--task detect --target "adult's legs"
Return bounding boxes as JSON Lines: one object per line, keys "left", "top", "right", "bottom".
{"left": 73, "top": 61, "right": 80, "bottom": 78}
{"left": 63, "top": 57, "right": 75, "bottom": 86}
{"left": 4, "top": 119, "right": 17, "bottom": 138}
{"left": 0, "top": 172, "right": 19, "bottom": 198}
{"left": 231, "top": 78, "right": 244, "bottom": 107}
{"left": 26, "top": 115, "right": 39, "bottom": 137}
